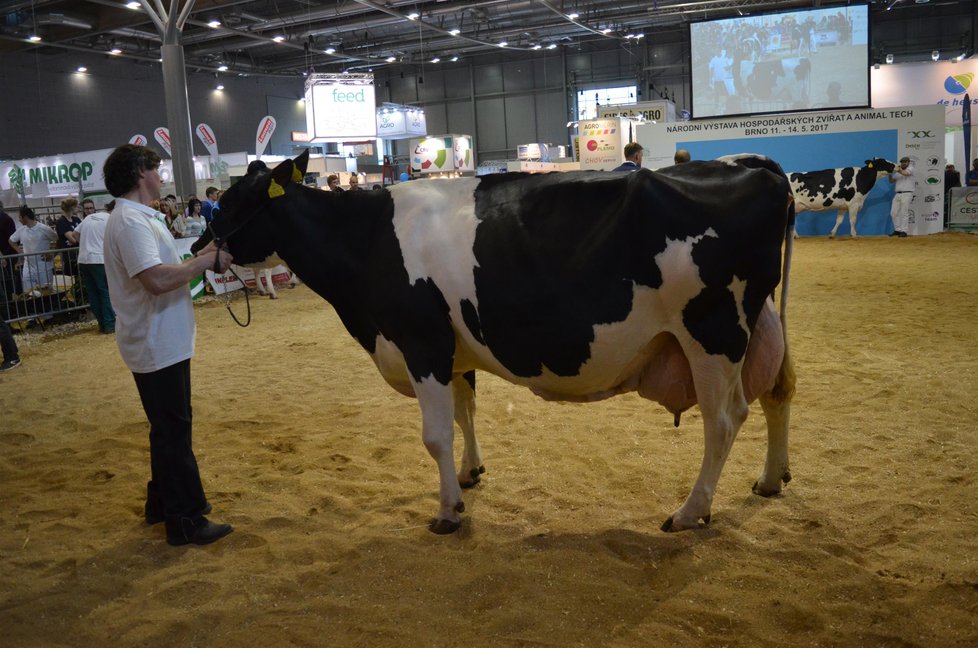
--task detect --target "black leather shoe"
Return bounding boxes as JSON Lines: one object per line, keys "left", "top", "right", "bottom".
{"left": 145, "top": 501, "right": 211, "bottom": 525}
{"left": 166, "top": 516, "right": 233, "bottom": 546}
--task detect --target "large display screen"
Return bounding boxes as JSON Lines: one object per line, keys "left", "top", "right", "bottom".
{"left": 690, "top": 4, "right": 869, "bottom": 119}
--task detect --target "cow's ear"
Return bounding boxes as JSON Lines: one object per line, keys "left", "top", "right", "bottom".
{"left": 293, "top": 149, "right": 310, "bottom": 178}
{"left": 267, "top": 157, "right": 296, "bottom": 200}
{"left": 866, "top": 160, "right": 874, "bottom": 169}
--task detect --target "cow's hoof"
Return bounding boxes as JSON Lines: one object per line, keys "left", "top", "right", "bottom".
{"left": 269, "top": 295, "right": 278, "bottom": 300}
{"left": 428, "top": 518, "right": 461, "bottom": 534}
{"left": 660, "top": 514, "right": 710, "bottom": 532}
{"left": 752, "top": 469, "right": 792, "bottom": 496}
{"left": 828, "top": 234, "right": 835, "bottom": 239}
{"left": 459, "top": 465, "right": 486, "bottom": 489}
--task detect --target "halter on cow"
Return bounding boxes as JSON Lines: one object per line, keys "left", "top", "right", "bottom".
{"left": 194, "top": 151, "right": 796, "bottom": 533}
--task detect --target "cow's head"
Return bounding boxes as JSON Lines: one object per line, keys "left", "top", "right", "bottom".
{"left": 190, "top": 150, "right": 309, "bottom": 264}
{"left": 865, "top": 158, "right": 897, "bottom": 175}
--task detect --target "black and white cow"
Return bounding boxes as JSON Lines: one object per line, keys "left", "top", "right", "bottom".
{"left": 789, "top": 157, "right": 897, "bottom": 238}
{"left": 195, "top": 151, "right": 796, "bottom": 533}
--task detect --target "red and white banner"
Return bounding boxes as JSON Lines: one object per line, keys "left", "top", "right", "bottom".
{"left": 255, "top": 116, "right": 276, "bottom": 158}
{"left": 195, "top": 123, "right": 220, "bottom": 158}
{"left": 205, "top": 265, "right": 291, "bottom": 295}
{"left": 153, "top": 127, "right": 172, "bottom": 157}
{"left": 129, "top": 134, "right": 147, "bottom": 146}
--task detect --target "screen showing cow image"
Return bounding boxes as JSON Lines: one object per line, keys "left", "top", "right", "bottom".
{"left": 690, "top": 3, "right": 869, "bottom": 119}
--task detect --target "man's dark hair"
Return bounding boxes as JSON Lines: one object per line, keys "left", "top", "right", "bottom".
{"left": 623, "top": 142, "right": 644, "bottom": 160}
{"left": 18, "top": 205, "right": 36, "bottom": 221}
{"left": 103, "top": 144, "right": 162, "bottom": 197}
{"left": 247, "top": 160, "right": 269, "bottom": 174}
{"left": 205, "top": 186, "right": 219, "bottom": 198}
{"left": 105, "top": 200, "right": 116, "bottom": 212}
{"left": 82, "top": 198, "right": 95, "bottom": 207}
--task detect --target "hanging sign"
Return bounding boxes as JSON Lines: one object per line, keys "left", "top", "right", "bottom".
{"left": 255, "top": 116, "right": 277, "bottom": 158}
{"left": 153, "top": 127, "right": 172, "bottom": 157}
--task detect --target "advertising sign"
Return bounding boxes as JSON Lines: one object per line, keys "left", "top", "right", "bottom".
{"left": 0, "top": 148, "right": 114, "bottom": 197}
{"left": 377, "top": 110, "right": 406, "bottom": 137}
{"left": 598, "top": 100, "right": 677, "bottom": 123}
{"left": 255, "top": 116, "right": 276, "bottom": 158}
{"left": 454, "top": 135, "right": 474, "bottom": 171}
{"left": 578, "top": 118, "right": 630, "bottom": 171}
{"left": 871, "top": 61, "right": 978, "bottom": 126}
{"left": 636, "top": 104, "right": 946, "bottom": 236}
{"left": 195, "top": 123, "right": 220, "bottom": 158}
{"left": 153, "top": 127, "right": 172, "bottom": 157}
{"left": 305, "top": 73, "right": 377, "bottom": 141}
{"left": 411, "top": 136, "right": 452, "bottom": 174}
{"left": 129, "top": 134, "right": 147, "bottom": 146}
{"left": 948, "top": 187, "right": 978, "bottom": 231}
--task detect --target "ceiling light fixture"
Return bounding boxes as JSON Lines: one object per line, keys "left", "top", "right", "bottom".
{"left": 325, "top": 47, "right": 336, "bottom": 54}
{"left": 450, "top": 56, "right": 459, "bottom": 62}
{"left": 207, "top": 20, "right": 221, "bottom": 28}
{"left": 547, "top": 43, "right": 557, "bottom": 50}
{"left": 77, "top": 66, "right": 87, "bottom": 72}
{"left": 218, "top": 64, "right": 228, "bottom": 71}
{"left": 532, "top": 44, "right": 542, "bottom": 50}
{"left": 272, "top": 35, "right": 285, "bottom": 43}
{"left": 568, "top": 13, "right": 579, "bottom": 20}
{"left": 28, "top": 34, "right": 41, "bottom": 42}
{"left": 449, "top": 29, "right": 460, "bottom": 36}
{"left": 431, "top": 57, "right": 440, "bottom": 63}
{"left": 385, "top": 56, "right": 396, "bottom": 63}
{"left": 216, "top": 84, "right": 224, "bottom": 90}
{"left": 110, "top": 47, "right": 122, "bottom": 55}
{"left": 407, "top": 12, "right": 420, "bottom": 20}
{"left": 126, "top": 1, "right": 140, "bottom": 9}
{"left": 601, "top": 28, "right": 612, "bottom": 35}
{"left": 498, "top": 41, "right": 507, "bottom": 47}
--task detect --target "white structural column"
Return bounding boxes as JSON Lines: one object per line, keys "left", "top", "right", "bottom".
{"left": 140, "top": 0, "right": 197, "bottom": 199}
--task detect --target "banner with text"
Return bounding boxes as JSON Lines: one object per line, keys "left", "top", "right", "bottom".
{"left": 636, "top": 104, "right": 946, "bottom": 236}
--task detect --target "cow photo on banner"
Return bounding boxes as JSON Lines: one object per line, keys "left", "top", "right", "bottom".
{"left": 638, "top": 104, "right": 946, "bottom": 236}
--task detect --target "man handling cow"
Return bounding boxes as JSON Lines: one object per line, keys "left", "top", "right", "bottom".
{"left": 888, "top": 156, "right": 914, "bottom": 237}
{"left": 102, "top": 144, "right": 235, "bottom": 546}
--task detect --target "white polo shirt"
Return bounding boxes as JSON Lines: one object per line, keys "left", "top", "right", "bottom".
{"left": 75, "top": 210, "right": 109, "bottom": 264}
{"left": 893, "top": 164, "right": 915, "bottom": 193}
{"left": 104, "top": 198, "right": 195, "bottom": 373}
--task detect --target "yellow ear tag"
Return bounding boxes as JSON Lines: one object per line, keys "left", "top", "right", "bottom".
{"left": 867, "top": 162, "right": 874, "bottom": 169}
{"left": 291, "top": 165, "right": 303, "bottom": 183}
{"left": 268, "top": 179, "right": 285, "bottom": 199}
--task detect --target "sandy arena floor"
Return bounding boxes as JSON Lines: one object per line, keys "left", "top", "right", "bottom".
{"left": 1, "top": 233, "right": 977, "bottom": 647}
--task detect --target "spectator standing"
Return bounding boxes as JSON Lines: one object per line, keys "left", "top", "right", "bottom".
{"left": 9, "top": 206, "right": 57, "bottom": 294}
{"left": 0, "top": 200, "right": 22, "bottom": 298}
{"left": 326, "top": 174, "right": 344, "bottom": 192}
{"left": 55, "top": 197, "right": 82, "bottom": 281}
{"left": 347, "top": 175, "right": 364, "bottom": 191}
{"left": 75, "top": 200, "right": 116, "bottom": 334}
{"left": 0, "top": 273, "right": 19, "bottom": 372}
{"left": 674, "top": 149, "right": 691, "bottom": 164}
{"left": 612, "top": 143, "right": 644, "bottom": 172}
{"left": 888, "top": 156, "right": 915, "bottom": 237}
{"left": 102, "top": 144, "right": 234, "bottom": 546}
{"left": 200, "top": 186, "right": 219, "bottom": 223}
{"left": 172, "top": 198, "right": 206, "bottom": 239}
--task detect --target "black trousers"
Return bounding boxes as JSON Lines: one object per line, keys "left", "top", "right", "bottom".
{"left": 132, "top": 360, "right": 208, "bottom": 521}
{"left": 0, "top": 317, "right": 18, "bottom": 363}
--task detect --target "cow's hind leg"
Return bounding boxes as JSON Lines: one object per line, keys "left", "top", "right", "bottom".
{"left": 663, "top": 356, "right": 749, "bottom": 532}
{"left": 754, "top": 347, "right": 796, "bottom": 496}
{"left": 453, "top": 371, "right": 485, "bottom": 488}
{"left": 415, "top": 376, "right": 465, "bottom": 534}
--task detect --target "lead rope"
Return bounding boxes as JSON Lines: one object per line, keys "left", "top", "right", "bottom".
{"left": 208, "top": 225, "right": 251, "bottom": 327}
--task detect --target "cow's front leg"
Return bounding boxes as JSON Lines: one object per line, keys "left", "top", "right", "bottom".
{"left": 829, "top": 208, "right": 846, "bottom": 238}
{"left": 415, "top": 376, "right": 465, "bottom": 534}
{"left": 453, "top": 371, "right": 485, "bottom": 488}
{"left": 847, "top": 207, "right": 859, "bottom": 239}
{"left": 663, "top": 358, "right": 748, "bottom": 532}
